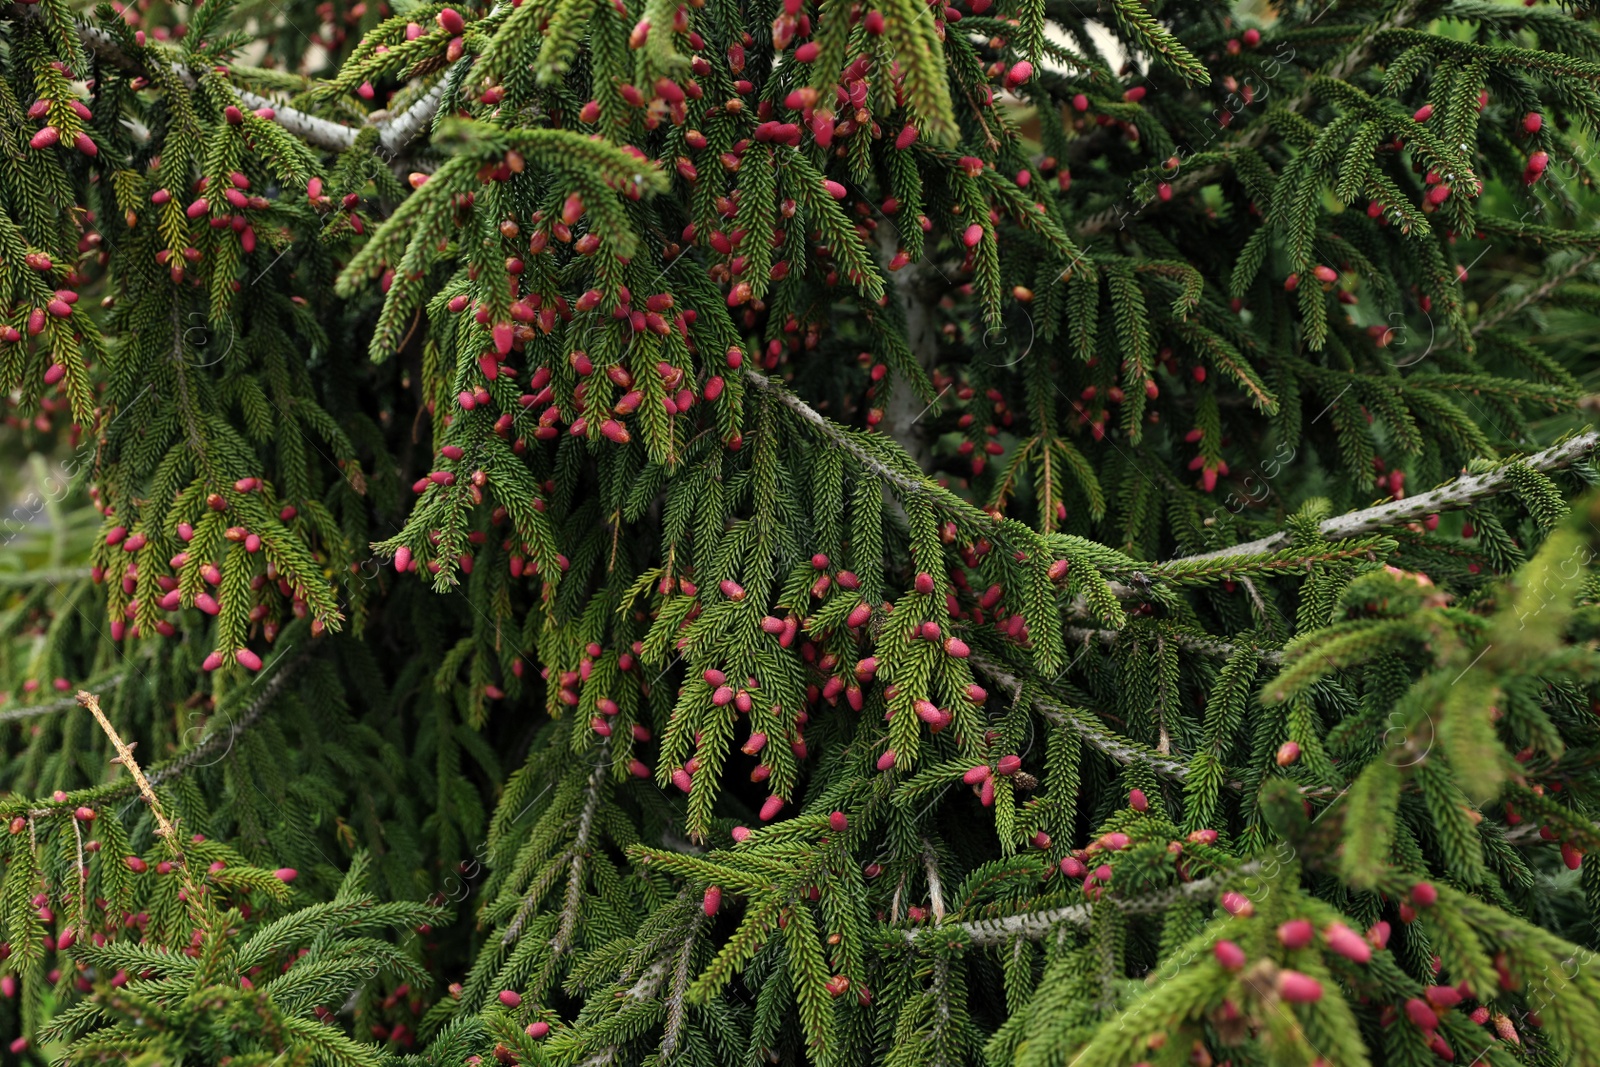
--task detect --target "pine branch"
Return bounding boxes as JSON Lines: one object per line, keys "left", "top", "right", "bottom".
{"left": 1173, "top": 429, "right": 1600, "bottom": 564}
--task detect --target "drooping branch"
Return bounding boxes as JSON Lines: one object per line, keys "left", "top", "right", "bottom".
{"left": 76, "top": 23, "right": 445, "bottom": 155}
{"left": 969, "top": 653, "right": 1191, "bottom": 779}
{"left": 12, "top": 649, "right": 305, "bottom": 818}
{"left": 0, "top": 670, "right": 128, "bottom": 723}
{"left": 1472, "top": 250, "right": 1600, "bottom": 339}
{"left": 148, "top": 650, "right": 306, "bottom": 786}
{"left": 551, "top": 761, "right": 607, "bottom": 953}
{"left": 1172, "top": 429, "right": 1599, "bottom": 565}
{"left": 0, "top": 567, "right": 94, "bottom": 589}
{"left": 746, "top": 368, "right": 991, "bottom": 527}
{"left": 504, "top": 758, "right": 607, "bottom": 950}
{"left": 658, "top": 917, "right": 701, "bottom": 1060}
{"left": 876, "top": 227, "right": 944, "bottom": 471}
{"left": 1063, "top": 625, "right": 1284, "bottom": 665}
{"left": 905, "top": 863, "right": 1260, "bottom": 945}
{"left": 748, "top": 367, "right": 1468, "bottom": 608}
{"left": 1073, "top": 0, "right": 1428, "bottom": 236}
{"left": 973, "top": 646, "right": 1360, "bottom": 801}
{"left": 922, "top": 838, "right": 948, "bottom": 922}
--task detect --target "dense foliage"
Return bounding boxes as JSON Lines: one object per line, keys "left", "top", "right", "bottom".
{"left": 4, "top": 0, "right": 1600, "bottom": 1063}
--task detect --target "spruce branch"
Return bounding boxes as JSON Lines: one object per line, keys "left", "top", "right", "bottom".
{"left": 657, "top": 920, "right": 701, "bottom": 1060}
{"left": 16, "top": 650, "right": 307, "bottom": 817}
{"left": 12, "top": 0, "right": 1600, "bottom": 1060}
{"left": 147, "top": 650, "right": 307, "bottom": 787}
{"left": 969, "top": 653, "right": 1191, "bottom": 779}
{"left": 747, "top": 367, "right": 1442, "bottom": 606}
{"left": 743, "top": 367, "right": 935, "bottom": 499}
{"left": 744, "top": 368, "right": 991, "bottom": 526}
{"left": 504, "top": 758, "right": 607, "bottom": 951}
{"left": 1173, "top": 429, "right": 1600, "bottom": 564}
{"left": 0, "top": 670, "right": 129, "bottom": 723}
{"left": 875, "top": 228, "right": 945, "bottom": 472}
{"left": 923, "top": 838, "right": 948, "bottom": 923}
{"left": 75, "top": 22, "right": 446, "bottom": 154}
{"left": 0, "top": 567, "right": 94, "bottom": 588}
{"left": 1472, "top": 250, "right": 1600, "bottom": 338}
{"left": 1063, "top": 626, "right": 1284, "bottom": 665}
{"left": 914, "top": 862, "right": 1259, "bottom": 946}
{"left": 1143, "top": 535, "right": 1398, "bottom": 585}
{"left": 566, "top": 956, "right": 670, "bottom": 1067}
{"left": 367, "top": 81, "right": 452, "bottom": 156}
{"left": 930, "top": 953, "right": 955, "bottom": 1047}
{"left": 1075, "top": 0, "right": 1429, "bottom": 236}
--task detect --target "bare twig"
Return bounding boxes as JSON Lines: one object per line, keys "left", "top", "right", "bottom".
{"left": 77, "top": 690, "right": 178, "bottom": 843}
{"left": 77, "top": 690, "right": 207, "bottom": 921}
{"left": 922, "top": 838, "right": 947, "bottom": 923}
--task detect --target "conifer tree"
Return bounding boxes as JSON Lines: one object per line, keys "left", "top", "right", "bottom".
{"left": 5, "top": 0, "right": 1600, "bottom": 1063}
